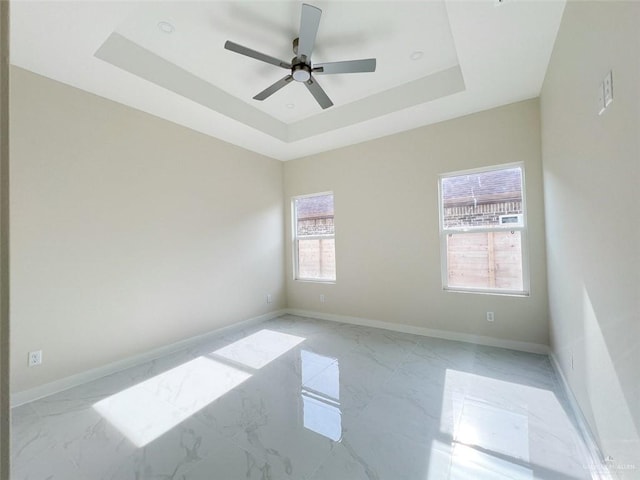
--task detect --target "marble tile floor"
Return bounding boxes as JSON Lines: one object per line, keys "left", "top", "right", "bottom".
{"left": 11, "top": 315, "right": 607, "bottom": 480}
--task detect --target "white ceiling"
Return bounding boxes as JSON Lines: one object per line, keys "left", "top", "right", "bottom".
{"left": 10, "top": 0, "right": 566, "bottom": 161}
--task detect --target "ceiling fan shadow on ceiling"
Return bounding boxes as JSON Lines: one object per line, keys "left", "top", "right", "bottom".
{"left": 224, "top": 3, "right": 376, "bottom": 110}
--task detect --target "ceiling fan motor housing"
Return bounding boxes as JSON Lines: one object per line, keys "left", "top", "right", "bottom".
{"left": 292, "top": 62, "right": 311, "bottom": 82}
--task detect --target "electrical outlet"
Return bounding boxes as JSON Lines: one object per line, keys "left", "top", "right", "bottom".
{"left": 266, "top": 294, "right": 272, "bottom": 304}
{"left": 486, "top": 312, "right": 495, "bottom": 322}
{"left": 320, "top": 294, "right": 325, "bottom": 303}
{"left": 28, "top": 350, "right": 42, "bottom": 367}
{"left": 598, "top": 71, "right": 614, "bottom": 116}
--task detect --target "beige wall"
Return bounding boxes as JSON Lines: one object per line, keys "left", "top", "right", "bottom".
{"left": 1, "top": 3, "right": 10, "bottom": 478}
{"left": 10, "top": 67, "right": 285, "bottom": 393}
{"left": 284, "top": 99, "right": 550, "bottom": 347}
{"left": 540, "top": 1, "right": 640, "bottom": 477}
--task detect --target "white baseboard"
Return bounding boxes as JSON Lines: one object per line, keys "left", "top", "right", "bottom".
{"left": 548, "top": 352, "right": 612, "bottom": 480}
{"left": 11, "top": 308, "right": 549, "bottom": 406}
{"left": 285, "top": 308, "right": 549, "bottom": 355}
{"left": 11, "top": 309, "right": 287, "bottom": 407}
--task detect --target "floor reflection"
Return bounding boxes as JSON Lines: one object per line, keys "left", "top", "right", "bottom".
{"left": 301, "top": 350, "right": 342, "bottom": 441}
{"left": 444, "top": 369, "right": 555, "bottom": 479}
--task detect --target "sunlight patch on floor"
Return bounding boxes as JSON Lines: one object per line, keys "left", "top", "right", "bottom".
{"left": 94, "top": 329, "right": 306, "bottom": 447}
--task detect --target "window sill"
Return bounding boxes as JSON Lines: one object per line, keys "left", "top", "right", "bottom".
{"left": 443, "top": 287, "right": 529, "bottom": 298}
{"left": 295, "top": 278, "right": 336, "bottom": 285}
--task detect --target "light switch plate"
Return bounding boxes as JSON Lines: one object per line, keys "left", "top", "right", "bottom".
{"left": 597, "top": 82, "right": 606, "bottom": 116}
{"left": 603, "top": 70, "right": 613, "bottom": 107}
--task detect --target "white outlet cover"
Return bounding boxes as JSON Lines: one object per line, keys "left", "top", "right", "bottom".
{"left": 28, "top": 350, "right": 42, "bottom": 367}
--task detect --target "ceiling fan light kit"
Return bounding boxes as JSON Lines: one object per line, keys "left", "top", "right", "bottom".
{"left": 292, "top": 62, "right": 311, "bottom": 83}
{"left": 224, "top": 3, "right": 376, "bottom": 110}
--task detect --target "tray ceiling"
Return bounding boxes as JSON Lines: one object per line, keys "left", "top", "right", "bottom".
{"left": 10, "top": 1, "right": 566, "bottom": 160}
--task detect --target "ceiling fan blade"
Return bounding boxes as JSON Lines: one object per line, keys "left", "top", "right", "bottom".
{"left": 253, "top": 75, "right": 294, "bottom": 101}
{"left": 297, "top": 4, "right": 322, "bottom": 60}
{"left": 224, "top": 41, "right": 291, "bottom": 69}
{"left": 305, "top": 76, "right": 333, "bottom": 109}
{"left": 313, "top": 58, "right": 377, "bottom": 75}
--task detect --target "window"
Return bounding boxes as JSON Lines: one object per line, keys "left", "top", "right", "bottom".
{"left": 439, "top": 164, "right": 529, "bottom": 295}
{"left": 293, "top": 192, "right": 336, "bottom": 282}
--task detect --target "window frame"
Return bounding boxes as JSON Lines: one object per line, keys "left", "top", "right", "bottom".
{"left": 438, "top": 162, "right": 530, "bottom": 296}
{"left": 292, "top": 191, "right": 336, "bottom": 283}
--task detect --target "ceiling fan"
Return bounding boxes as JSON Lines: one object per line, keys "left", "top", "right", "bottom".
{"left": 224, "top": 3, "right": 376, "bottom": 110}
